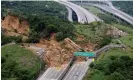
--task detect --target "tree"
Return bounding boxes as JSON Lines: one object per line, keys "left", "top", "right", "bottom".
{"left": 109, "top": 72, "right": 125, "bottom": 80}
{"left": 46, "top": 24, "right": 57, "bottom": 33}
{"left": 56, "top": 32, "right": 64, "bottom": 41}
{"left": 98, "top": 35, "right": 112, "bottom": 48}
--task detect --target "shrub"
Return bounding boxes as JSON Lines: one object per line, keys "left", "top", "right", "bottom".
{"left": 56, "top": 32, "right": 64, "bottom": 41}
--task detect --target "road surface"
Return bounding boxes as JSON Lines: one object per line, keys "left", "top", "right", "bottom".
{"left": 58, "top": 1, "right": 101, "bottom": 24}
{"left": 37, "top": 65, "right": 68, "bottom": 80}
{"left": 94, "top": 4, "right": 133, "bottom": 25}
{"left": 63, "top": 59, "right": 93, "bottom": 80}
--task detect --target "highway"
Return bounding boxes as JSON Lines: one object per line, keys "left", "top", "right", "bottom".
{"left": 58, "top": 1, "right": 101, "bottom": 24}
{"left": 63, "top": 59, "right": 93, "bottom": 80}
{"left": 94, "top": 4, "right": 133, "bottom": 25}
{"left": 73, "top": 1, "right": 133, "bottom": 25}
{"left": 37, "top": 65, "right": 68, "bottom": 80}
{"left": 59, "top": 1, "right": 87, "bottom": 24}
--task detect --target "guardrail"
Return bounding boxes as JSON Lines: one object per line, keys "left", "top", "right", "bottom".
{"left": 58, "top": 56, "right": 76, "bottom": 80}
{"left": 94, "top": 44, "right": 125, "bottom": 58}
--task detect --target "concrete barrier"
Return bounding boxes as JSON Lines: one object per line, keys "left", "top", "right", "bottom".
{"left": 58, "top": 56, "right": 76, "bottom": 80}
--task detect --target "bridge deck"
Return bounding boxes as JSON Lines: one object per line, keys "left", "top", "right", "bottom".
{"left": 37, "top": 65, "right": 67, "bottom": 80}
{"left": 63, "top": 59, "right": 93, "bottom": 80}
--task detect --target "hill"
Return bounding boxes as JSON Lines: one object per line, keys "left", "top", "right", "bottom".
{"left": 1, "top": 44, "right": 43, "bottom": 80}
{"left": 1, "top": 1, "right": 67, "bottom": 19}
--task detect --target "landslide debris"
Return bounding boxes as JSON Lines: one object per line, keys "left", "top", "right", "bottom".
{"left": 31, "top": 36, "right": 96, "bottom": 67}
{"left": 1, "top": 15, "right": 29, "bottom": 36}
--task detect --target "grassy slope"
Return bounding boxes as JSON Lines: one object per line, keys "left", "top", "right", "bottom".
{"left": 1, "top": 44, "right": 42, "bottom": 79}
{"left": 84, "top": 23, "right": 133, "bottom": 80}
{"left": 74, "top": 22, "right": 108, "bottom": 43}
{"left": 83, "top": 6, "right": 103, "bottom": 15}
{"left": 84, "top": 5, "right": 133, "bottom": 26}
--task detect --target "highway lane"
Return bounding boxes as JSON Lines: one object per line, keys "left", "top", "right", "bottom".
{"left": 65, "top": 1, "right": 102, "bottom": 23}
{"left": 37, "top": 66, "right": 67, "bottom": 80}
{"left": 67, "top": 1, "right": 101, "bottom": 23}
{"left": 73, "top": 1, "right": 133, "bottom": 25}
{"left": 63, "top": 59, "right": 93, "bottom": 80}
{"left": 58, "top": 1, "right": 101, "bottom": 24}
{"left": 59, "top": 1, "right": 87, "bottom": 24}
{"left": 94, "top": 5, "right": 133, "bottom": 25}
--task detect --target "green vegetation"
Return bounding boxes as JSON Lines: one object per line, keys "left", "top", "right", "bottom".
{"left": 1, "top": 44, "right": 43, "bottom": 80}
{"left": 85, "top": 55, "right": 133, "bottom": 80}
{"left": 83, "top": 6, "right": 103, "bottom": 15}
{"left": 27, "top": 15, "right": 75, "bottom": 42}
{"left": 112, "top": 1, "right": 133, "bottom": 16}
{"left": 1, "top": 1, "right": 67, "bottom": 19}
{"left": 2, "top": 1, "right": 75, "bottom": 43}
{"left": 75, "top": 22, "right": 112, "bottom": 48}
{"left": 112, "top": 24, "right": 133, "bottom": 48}
{"left": 84, "top": 5, "right": 132, "bottom": 26}
{"left": 84, "top": 6, "right": 119, "bottom": 24}
{"left": 1, "top": 33, "right": 22, "bottom": 45}
{"left": 84, "top": 23, "right": 133, "bottom": 80}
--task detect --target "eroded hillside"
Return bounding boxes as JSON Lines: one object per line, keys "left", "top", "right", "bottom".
{"left": 2, "top": 15, "right": 29, "bottom": 36}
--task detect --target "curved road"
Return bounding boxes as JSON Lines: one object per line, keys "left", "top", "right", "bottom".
{"left": 94, "top": 4, "right": 133, "bottom": 25}
{"left": 58, "top": 1, "right": 101, "bottom": 24}
{"left": 75, "top": 1, "right": 133, "bottom": 25}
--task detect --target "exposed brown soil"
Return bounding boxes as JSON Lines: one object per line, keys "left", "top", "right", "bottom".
{"left": 2, "top": 15, "right": 96, "bottom": 67}
{"left": 31, "top": 34, "right": 96, "bottom": 67}
{"left": 106, "top": 26, "right": 128, "bottom": 37}
{"left": 1, "top": 15, "right": 29, "bottom": 36}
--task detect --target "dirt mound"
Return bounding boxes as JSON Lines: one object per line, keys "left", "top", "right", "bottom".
{"left": 32, "top": 37, "right": 96, "bottom": 67}
{"left": 1, "top": 15, "right": 29, "bottom": 36}
{"left": 34, "top": 39, "right": 74, "bottom": 67}
{"left": 107, "top": 26, "right": 128, "bottom": 37}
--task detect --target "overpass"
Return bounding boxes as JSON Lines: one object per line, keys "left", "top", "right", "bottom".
{"left": 58, "top": 1, "right": 101, "bottom": 24}
{"left": 93, "top": 4, "right": 133, "bottom": 25}
{"left": 71, "top": 0, "right": 133, "bottom": 25}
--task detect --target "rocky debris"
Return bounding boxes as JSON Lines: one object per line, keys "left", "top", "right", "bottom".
{"left": 107, "top": 26, "right": 128, "bottom": 37}
{"left": 1, "top": 15, "right": 29, "bottom": 36}
{"left": 64, "top": 38, "right": 82, "bottom": 51}
{"left": 30, "top": 37, "right": 95, "bottom": 67}
{"left": 34, "top": 39, "right": 75, "bottom": 67}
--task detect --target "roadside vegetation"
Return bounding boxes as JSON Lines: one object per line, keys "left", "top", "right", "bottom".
{"left": 74, "top": 22, "right": 112, "bottom": 48}
{"left": 84, "top": 55, "right": 133, "bottom": 80}
{"left": 1, "top": 44, "right": 43, "bottom": 80}
{"left": 83, "top": 22, "right": 133, "bottom": 80}
{"left": 112, "top": 1, "right": 133, "bottom": 17}
{"left": 83, "top": 5, "right": 133, "bottom": 27}
{"left": 1, "top": 33, "right": 22, "bottom": 45}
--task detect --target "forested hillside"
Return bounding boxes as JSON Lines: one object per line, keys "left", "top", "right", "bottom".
{"left": 1, "top": 1, "right": 75, "bottom": 44}
{"left": 1, "top": 1, "right": 67, "bottom": 19}
{"left": 112, "top": 1, "right": 133, "bottom": 16}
